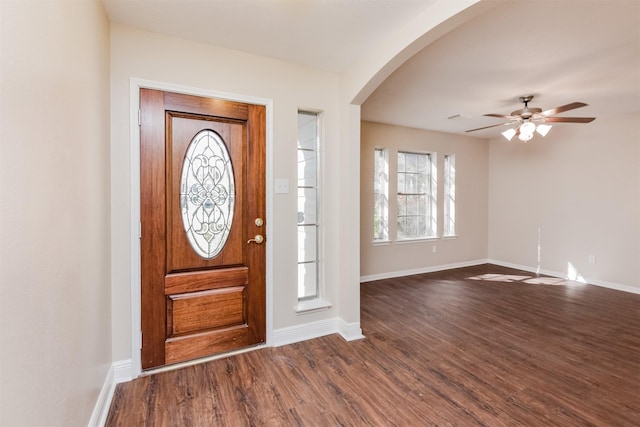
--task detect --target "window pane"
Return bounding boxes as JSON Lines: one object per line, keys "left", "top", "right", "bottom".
{"left": 417, "top": 195, "right": 427, "bottom": 215}
{"left": 297, "top": 149, "right": 317, "bottom": 187}
{"left": 297, "top": 111, "right": 319, "bottom": 300}
{"left": 397, "top": 173, "right": 405, "bottom": 193}
{"left": 397, "top": 217, "right": 407, "bottom": 240}
{"left": 297, "top": 112, "right": 317, "bottom": 150}
{"left": 297, "top": 225, "right": 317, "bottom": 263}
{"left": 417, "top": 173, "right": 427, "bottom": 193}
{"left": 373, "top": 148, "right": 389, "bottom": 241}
{"left": 397, "top": 152, "right": 405, "bottom": 173}
{"left": 397, "top": 151, "right": 436, "bottom": 240}
{"left": 298, "top": 263, "right": 318, "bottom": 299}
{"left": 406, "top": 216, "right": 418, "bottom": 238}
{"left": 444, "top": 154, "right": 456, "bottom": 236}
{"left": 397, "top": 194, "right": 407, "bottom": 217}
{"left": 297, "top": 188, "right": 317, "bottom": 225}
{"left": 405, "top": 153, "right": 417, "bottom": 173}
{"left": 407, "top": 195, "right": 419, "bottom": 216}
{"left": 406, "top": 173, "right": 417, "bottom": 193}
{"left": 418, "top": 154, "right": 428, "bottom": 173}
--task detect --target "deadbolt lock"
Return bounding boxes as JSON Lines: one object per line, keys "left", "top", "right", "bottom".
{"left": 255, "top": 218, "right": 264, "bottom": 227}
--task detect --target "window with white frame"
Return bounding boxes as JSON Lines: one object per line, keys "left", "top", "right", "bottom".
{"left": 297, "top": 111, "right": 320, "bottom": 300}
{"left": 443, "top": 154, "right": 456, "bottom": 237}
{"left": 397, "top": 151, "right": 436, "bottom": 240}
{"left": 373, "top": 148, "right": 389, "bottom": 241}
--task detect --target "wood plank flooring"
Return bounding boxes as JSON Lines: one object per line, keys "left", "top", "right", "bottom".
{"left": 106, "top": 264, "right": 640, "bottom": 426}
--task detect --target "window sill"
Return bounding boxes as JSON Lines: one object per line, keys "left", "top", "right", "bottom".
{"left": 372, "top": 240, "right": 392, "bottom": 246}
{"left": 396, "top": 237, "right": 439, "bottom": 244}
{"left": 296, "top": 298, "right": 332, "bottom": 314}
{"left": 441, "top": 235, "right": 458, "bottom": 240}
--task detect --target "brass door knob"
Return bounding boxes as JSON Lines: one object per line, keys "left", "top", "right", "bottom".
{"left": 247, "top": 234, "right": 264, "bottom": 244}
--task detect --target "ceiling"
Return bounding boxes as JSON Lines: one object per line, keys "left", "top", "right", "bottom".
{"left": 103, "top": 0, "right": 640, "bottom": 139}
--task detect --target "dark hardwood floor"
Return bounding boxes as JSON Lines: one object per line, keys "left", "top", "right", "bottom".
{"left": 106, "top": 264, "right": 640, "bottom": 426}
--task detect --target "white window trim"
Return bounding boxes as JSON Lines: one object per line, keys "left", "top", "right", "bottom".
{"left": 296, "top": 298, "right": 332, "bottom": 314}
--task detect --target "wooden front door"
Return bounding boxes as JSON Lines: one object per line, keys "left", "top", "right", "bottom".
{"left": 140, "top": 89, "right": 266, "bottom": 370}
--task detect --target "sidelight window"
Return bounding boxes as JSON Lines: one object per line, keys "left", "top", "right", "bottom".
{"left": 297, "top": 111, "right": 320, "bottom": 301}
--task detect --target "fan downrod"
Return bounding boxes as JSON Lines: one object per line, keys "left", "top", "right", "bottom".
{"left": 512, "top": 95, "right": 541, "bottom": 118}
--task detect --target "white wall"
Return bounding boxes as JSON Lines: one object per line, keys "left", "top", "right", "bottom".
{"left": 360, "top": 121, "right": 489, "bottom": 279}
{"left": 488, "top": 113, "right": 640, "bottom": 291}
{"left": 110, "top": 24, "right": 344, "bottom": 363}
{"left": 0, "top": 0, "right": 112, "bottom": 425}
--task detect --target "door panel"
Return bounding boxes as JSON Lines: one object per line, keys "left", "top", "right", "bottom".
{"left": 166, "top": 114, "right": 245, "bottom": 272}
{"left": 140, "top": 88, "right": 266, "bottom": 370}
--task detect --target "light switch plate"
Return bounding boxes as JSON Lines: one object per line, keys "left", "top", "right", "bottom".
{"left": 275, "top": 178, "right": 289, "bottom": 194}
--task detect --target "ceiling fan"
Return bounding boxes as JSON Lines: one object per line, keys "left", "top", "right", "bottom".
{"left": 466, "top": 95, "right": 595, "bottom": 142}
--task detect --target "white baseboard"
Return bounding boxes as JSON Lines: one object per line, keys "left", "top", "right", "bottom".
{"left": 272, "top": 317, "right": 339, "bottom": 347}
{"left": 361, "top": 258, "right": 639, "bottom": 295}
{"left": 87, "top": 365, "right": 115, "bottom": 427}
{"left": 113, "top": 359, "right": 134, "bottom": 383}
{"left": 487, "top": 259, "right": 640, "bottom": 295}
{"left": 87, "top": 359, "right": 133, "bottom": 427}
{"left": 360, "top": 259, "right": 488, "bottom": 283}
{"left": 338, "top": 318, "right": 365, "bottom": 341}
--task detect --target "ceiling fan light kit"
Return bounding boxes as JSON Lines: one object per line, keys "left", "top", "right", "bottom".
{"left": 467, "top": 95, "right": 595, "bottom": 142}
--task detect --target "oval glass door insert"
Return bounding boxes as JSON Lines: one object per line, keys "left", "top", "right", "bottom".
{"left": 180, "top": 129, "right": 235, "bottom": 259}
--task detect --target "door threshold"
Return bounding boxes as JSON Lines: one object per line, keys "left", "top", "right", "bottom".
{"left": 140, "top": 343, "right": 267, "bottom": 377}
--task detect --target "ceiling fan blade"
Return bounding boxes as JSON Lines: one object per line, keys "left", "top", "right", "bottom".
{"left": 540, "top": 102, "right": 587, "bottom": 116}
{"left": 484, "top": 113, "right": 518, "bottom": 119}
{"left": 466, "top": 122, "right": 513, "bottom": 132}
{"left": 542, "top": 116, "right": 595, "bottom": 123}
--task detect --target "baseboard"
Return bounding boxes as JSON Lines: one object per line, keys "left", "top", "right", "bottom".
{"left": 361, "top": 258, "right": 639, "bottom": 295}
{"left": 272, "top": 317, "right": 341, "bottom": 347}
{"left": 360, "top": 259, "right": 488, "bottom": 283}
{"left": 87, "top": 364, "right": 115, "bottom": 427}
{"left": 113, "top": 359, "right": 134, "bottom": 383}
{"left": 487, "top": 259, "right": 640, "bottom": 295}
{"left": 87, "top": 359, "right": 133, "bottom": 427}
{"left": 337, "top": 318, "right": 365, "bottom": 341}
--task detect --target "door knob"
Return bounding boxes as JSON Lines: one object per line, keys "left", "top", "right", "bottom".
{"left": 247, "top": 234, "right": 264, "bottom": 244}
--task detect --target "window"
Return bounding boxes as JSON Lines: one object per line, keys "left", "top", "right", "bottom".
{"left": 397, "top": 151, "right": 436, "bottom": 240}
{"left": 443, "top": 154, "right": 456, "bottom": 237}
{"left": 297, "top": 111, "right": 319, "bottom": 300}
{"left": 373, "top": 148, "right": 389, "bottom": 241}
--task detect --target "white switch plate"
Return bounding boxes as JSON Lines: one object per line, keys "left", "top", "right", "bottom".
{"left": 275, "top": 178, "right": 289, "bottom": 194}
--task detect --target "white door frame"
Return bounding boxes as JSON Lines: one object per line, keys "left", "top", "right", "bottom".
{"left": 128, "top": 78, "right": 274, "bottom": 377}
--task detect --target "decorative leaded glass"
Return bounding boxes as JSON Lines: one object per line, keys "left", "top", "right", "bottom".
{"left": 180, "top": 130, "right": 235, "bottom": 259}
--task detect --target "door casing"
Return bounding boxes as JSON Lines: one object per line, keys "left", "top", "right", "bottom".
{"left": 127, "top": 78, "right": 274, "bottom": 377}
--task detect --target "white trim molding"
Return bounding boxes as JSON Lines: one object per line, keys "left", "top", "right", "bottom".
{"left": 487, "top": 259, "right": 640, "bottom": 295}
{"left": 272, "top": 317, "right": 365, "bottom": 347}
{"left": 360, "top": 259, "right": 487, "bottom": 283}
{"left": 338, "top": 319, "right": 365, "bottom": 341}
{"left": 88, "top": 360, "right": 132, "bottom": 427}
{"left": 88, "top": 365, "right": 115, "bottom": 427}
{"left": 361, "top": 258, "right": 639, "bottom": 295}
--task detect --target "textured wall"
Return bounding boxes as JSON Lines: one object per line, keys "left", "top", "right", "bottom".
{"left": 0, "top": 0, "right": 112, "bottom": 425}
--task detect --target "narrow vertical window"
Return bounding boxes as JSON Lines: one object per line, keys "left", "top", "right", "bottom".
{"left": 444, "top": 154, "right": 456, "bottom": 236}
{"left": 373, "top": 148, "right": 389, "bottom": 241}
{"left": 297, "top": 111, "right": 320, "bottom": 300}
{"left": 397, "top": 151, "right": 436, "bottom": 240}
